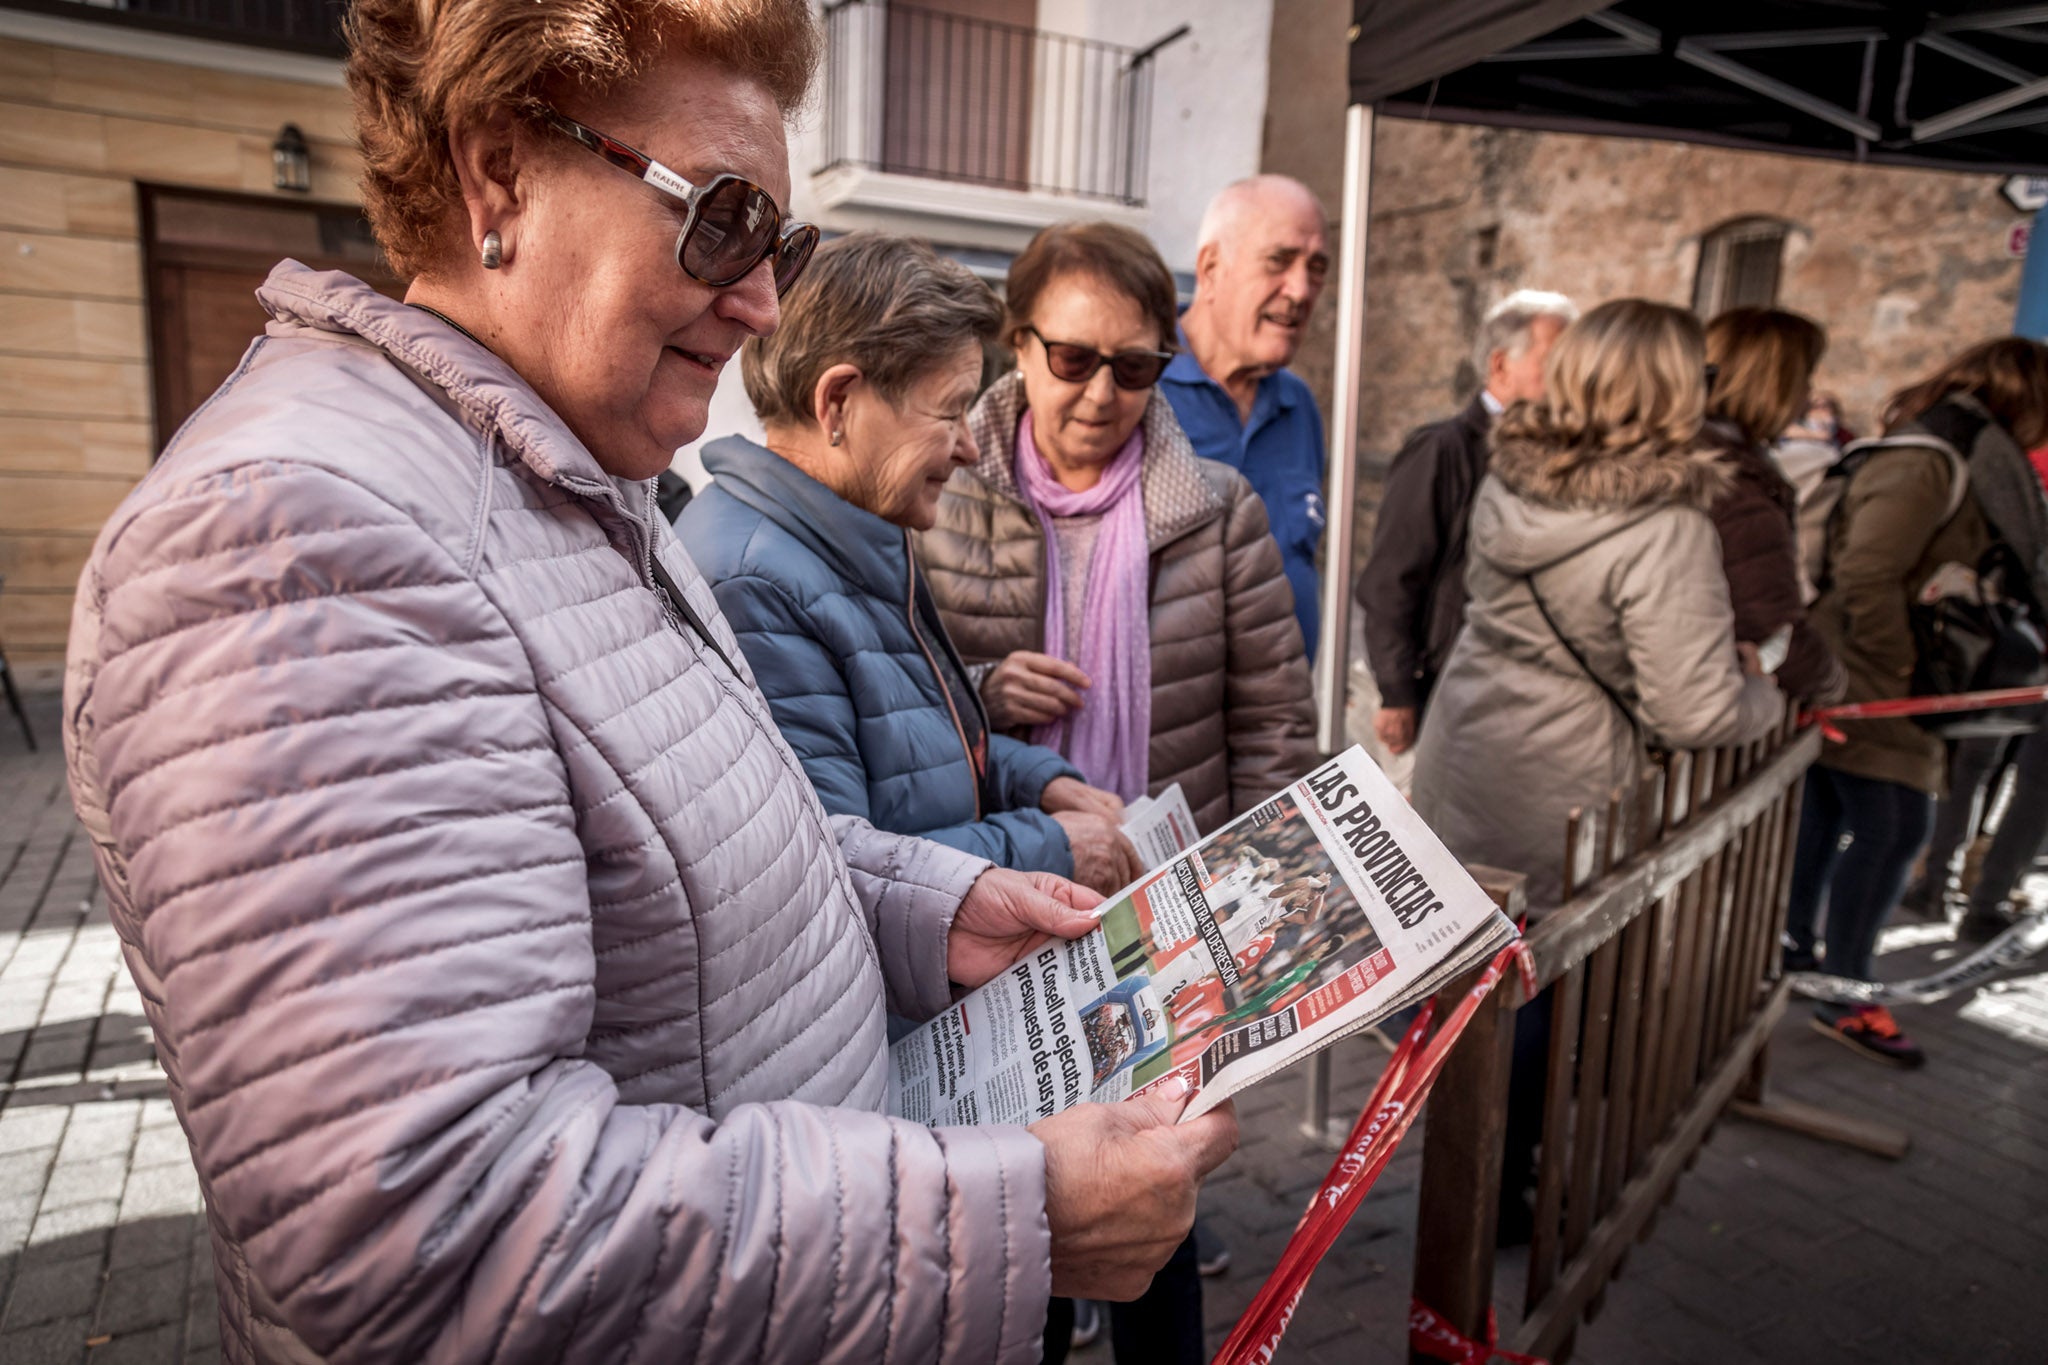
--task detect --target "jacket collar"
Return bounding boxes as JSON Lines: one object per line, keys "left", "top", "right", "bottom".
{"left": 1701, "top": 418, "right": 1795, "bottom": 512}
{"left": 965, "top": 372, "right": 1228, "bottom": 550}
{"left": 1462, "top": 393, "right": 1495, "bottom": 434}
{"left": 1489, "top": 414, "right": 1729, "bottom": 513}
{"left": 253, "top": 261, "right": 653, "bottom": 531}
{"left": 700, "top": 435, "right": 910, "bottom": 598}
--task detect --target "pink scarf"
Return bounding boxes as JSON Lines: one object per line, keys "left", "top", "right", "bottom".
{"left": 1016, "top": 409, "right": 1151, "bottom": 801}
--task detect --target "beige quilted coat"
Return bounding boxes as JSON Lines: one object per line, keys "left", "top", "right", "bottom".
{"left": 916, "top": 374, "right": 1318, "bottom": 835}
{"left": 62, "top": 263, "right": 1050, "bottom": 1364}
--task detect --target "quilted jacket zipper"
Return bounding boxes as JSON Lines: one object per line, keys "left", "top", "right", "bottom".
{"left": 904, "top": 535, "right": 984, "bottom": 822}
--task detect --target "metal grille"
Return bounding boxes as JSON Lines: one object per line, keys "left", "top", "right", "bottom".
{"left": 819, "top": 0, "right": 1159, "bottom": 207}
{"left": 1693, "top": 217, "right": 1788, "bottom": 315}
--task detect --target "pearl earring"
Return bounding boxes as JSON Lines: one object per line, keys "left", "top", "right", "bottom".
{"left": 829, "top": 428, "right": 843, "bottom": 447}
{"left": 480, "top": 230, "right": 503, "bottom": 270}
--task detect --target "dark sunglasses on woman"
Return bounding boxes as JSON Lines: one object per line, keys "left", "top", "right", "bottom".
{"left": 1026, "top": 325, "right": 1174, "bottom": 391}
{"left": 544, "top": 110, "right": 819, "bottom": 295}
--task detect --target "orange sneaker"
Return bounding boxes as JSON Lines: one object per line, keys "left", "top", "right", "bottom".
{"left": 1811, "top": 1004, "right": 1926, "bottom": 1068}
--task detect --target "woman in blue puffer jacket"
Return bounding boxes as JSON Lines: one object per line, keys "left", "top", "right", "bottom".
{"left": 680, "top": 233, "right": 1143, "bottom": 896}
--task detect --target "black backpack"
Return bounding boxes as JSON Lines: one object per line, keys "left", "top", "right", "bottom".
{"left": 1810, "top": 399, "right": 2045, "bottom": 736}
{"left": 1909, "top": 538, "right": 2046, "bottom": 737}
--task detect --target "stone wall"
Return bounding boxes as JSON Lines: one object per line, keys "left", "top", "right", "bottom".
{"left": 0, "top": 36, "right": 358, "bottom": 687}
{"left": 1347, "top": 117, "right": 2027, "bottom": 566}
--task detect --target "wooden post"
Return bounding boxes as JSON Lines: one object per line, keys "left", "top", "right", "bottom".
{"left": 1410, "top": 974, "right": 1516, "bottom": 1362}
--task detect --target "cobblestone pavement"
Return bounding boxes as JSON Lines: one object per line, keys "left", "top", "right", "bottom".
{"left": 2, "top": 690, "right": 2044, "bottom": 1364}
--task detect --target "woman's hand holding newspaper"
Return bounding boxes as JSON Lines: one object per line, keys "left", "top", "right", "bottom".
{"left": 948, "top": 868, "right": 1104, "bottom": 988}
{"left": 1032, "top": 1080, "right": 1240, "bottom": 1299}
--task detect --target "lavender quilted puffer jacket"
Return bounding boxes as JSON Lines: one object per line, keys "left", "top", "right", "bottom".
{"left": 62, "top": 263, "right": 1051, "bottom": 1364}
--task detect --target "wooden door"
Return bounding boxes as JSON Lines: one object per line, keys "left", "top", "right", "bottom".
{"left": 143, "top": 188, "right": 404, "bottom": 449}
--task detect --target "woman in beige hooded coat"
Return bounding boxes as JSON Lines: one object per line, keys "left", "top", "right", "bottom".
{"left": 1413, "top": 300, "right": 1784, "bottom": 908}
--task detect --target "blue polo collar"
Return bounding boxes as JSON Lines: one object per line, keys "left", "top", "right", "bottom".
{"left": 1163, "top": 324, "right": 1298, "bottom": 413}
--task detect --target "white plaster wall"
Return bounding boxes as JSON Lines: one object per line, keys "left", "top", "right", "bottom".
{"left": 1036, "top": 0, "right": 1273, "bottom": 272}
{"left": 674, "top": 0, "right": 1275, "bottom": 484}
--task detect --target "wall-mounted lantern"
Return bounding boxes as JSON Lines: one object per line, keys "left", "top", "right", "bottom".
{"left": 272, "top": 124, "right": 312, "bottom": 193}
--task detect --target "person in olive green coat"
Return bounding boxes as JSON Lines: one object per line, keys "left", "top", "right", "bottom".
{"left": 1787, "top": 338, "right": 2048, "bottom": 1068}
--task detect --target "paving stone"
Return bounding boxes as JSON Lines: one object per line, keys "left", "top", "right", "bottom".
{"left": 0, "top": 1147, "right": 58, "bottom": 1198}
{"left": 108, "top": 1215, "right": 196, "bottom": 1273}
{"left": 0, "top": 1109, "right": 68, "bottom": 1155}
{"left": 113, "top": 1165, "right": 199, "bottom": 1220}
{"left": 126, "top": 1129, "right": 190, "bottom": 1175}
{"left": 40, "top": 1158, "right": 131, "bottom": 1213}
{"left": 0, "top": 1314, "right": 94, "bottom": 1365}
{"left": 5, "top": 1254, "right": 107, "bottom": 1329}
{"left": 56, "top": 1110, "right": 138, "bottom": 1165}
{"left": 87, "top": 1324, "right": 182, "bottom": 1365}
{"left": 95, "top": 1260, "right": 188, "bottom": 1336}
{"left": 27, "top": 1201, "right": 118, "bottom": 1253}
{"left": 136, "top": 1103, "right": 179, "bottom": 1133}
{"left": 0, "top": 1188, "right": 45, "bottom": 1248}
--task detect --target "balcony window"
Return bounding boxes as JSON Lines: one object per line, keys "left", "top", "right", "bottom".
{"left": 819, "top": 0, "right": 1157, "bottom": 208}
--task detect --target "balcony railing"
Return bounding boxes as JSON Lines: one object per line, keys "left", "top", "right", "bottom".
{"left": 818, "top": 0, "right": 1173, "bottom": 207}
{"left": 0, "top": 0, "right": 347, "bottom": 56}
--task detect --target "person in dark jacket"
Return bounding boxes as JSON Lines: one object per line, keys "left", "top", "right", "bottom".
{"left": 1701, "top": 307, "right": 1845, "bottom": 705}
{"left": 1358, "top": 289, "right": 1576, "bottom": 755}
{"left": 679, "top": 233, "right": 1142, "bottom": 897}
{"left": 1787, "top": 337, "right": 2048, "bottom": 1067}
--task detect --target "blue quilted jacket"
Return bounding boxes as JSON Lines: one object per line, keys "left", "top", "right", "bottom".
{"left": 680, "top": 436, "right": 1081, "bottom": 875}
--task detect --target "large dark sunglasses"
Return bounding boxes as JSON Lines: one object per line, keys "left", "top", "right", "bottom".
{"left": 1026, "top": 326, "right": 1173, "bottom": 391}
{"left": 544, "top": 111, "right": 819, "bottom": 295}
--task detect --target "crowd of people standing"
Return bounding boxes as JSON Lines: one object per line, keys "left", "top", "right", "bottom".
{"left": 45, "top": 0, "right": 2048, "bottom": 1360}
{"left": 1363, "top": 305, "right": 2048, "bottom": 1070}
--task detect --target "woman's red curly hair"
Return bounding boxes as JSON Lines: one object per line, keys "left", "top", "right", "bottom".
{"left": 345, "top": 0, "right": 818, "bottom": 280}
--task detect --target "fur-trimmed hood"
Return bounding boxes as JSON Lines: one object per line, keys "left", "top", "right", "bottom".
{"left": 1490, "top": 425, "right": 1731, "bottom": 514}
{"left": 1472, "top": 428, "right": 1732, "bottom": 579}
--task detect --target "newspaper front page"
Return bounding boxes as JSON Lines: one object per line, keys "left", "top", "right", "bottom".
{"left": 889, "top": 747, "right": 1516, "bottom": 1125}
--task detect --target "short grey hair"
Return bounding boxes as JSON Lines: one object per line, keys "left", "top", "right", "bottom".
{"left": 742, "top": 232, "right": 1003, "bottom": 427}
{"left": 1473, "top": 289, "right": 1580, "bottom": 379}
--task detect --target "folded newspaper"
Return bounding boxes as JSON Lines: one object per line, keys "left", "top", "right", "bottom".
{"left": 889, "top": 747, "right": 1519, "bottom": 1124}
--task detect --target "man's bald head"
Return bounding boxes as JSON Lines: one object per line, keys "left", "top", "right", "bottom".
{"left": 1185, "top": 175, "right": 1331, "bottom": 383}
{"left": 1196, "top": 175, "right": 1328, "bottom": 255}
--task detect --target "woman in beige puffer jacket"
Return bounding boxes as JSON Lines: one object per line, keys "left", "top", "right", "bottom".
{"left": 917, "top": 222, "right": 1316, "bottom": 839}
{"left": 919, "top": 369, "right": 1317, "bottom": 835}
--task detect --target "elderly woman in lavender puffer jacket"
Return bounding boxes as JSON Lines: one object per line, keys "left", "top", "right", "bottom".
{"left": 59, "top": 3, "right": 1235, "bottom": 1362}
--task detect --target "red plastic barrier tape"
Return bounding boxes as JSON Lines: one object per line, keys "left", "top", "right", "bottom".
{"left": 1209, "top": 942, "right": 1532, "bottom": 1365}
{"left": 1804, "top": 685, "right": 2048, "bottom": 740}
{"left": 1409, "top": 1301, "right": 1549, "bottom": 1365}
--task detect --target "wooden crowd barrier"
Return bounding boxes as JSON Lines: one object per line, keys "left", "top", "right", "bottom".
{"left": 1406, "top": 714, "right": 1906, "bottom": 1364}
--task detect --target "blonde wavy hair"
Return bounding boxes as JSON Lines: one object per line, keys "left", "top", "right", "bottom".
{"left": 1496, "top": 298, "right": 1709, "bottom": 467}
{"left": 345, "top": 0, "right": 819, "bottom": 280}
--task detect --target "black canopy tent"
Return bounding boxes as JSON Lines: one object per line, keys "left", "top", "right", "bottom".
{"left": 1368, "top": 2, "right": 2048, "bottom": 174}
{"left": 1310, "top": 1, "right": 2048, "bottom": 746}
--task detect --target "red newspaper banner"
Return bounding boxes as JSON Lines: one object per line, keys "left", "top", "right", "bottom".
{"left": 1210, "top": 941, "right": 1538, "bottom": 1365}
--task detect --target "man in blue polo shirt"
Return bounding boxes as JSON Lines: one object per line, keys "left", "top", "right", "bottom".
{"left": 1162, "top": 175, "right": 1331, "bottom": 658}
